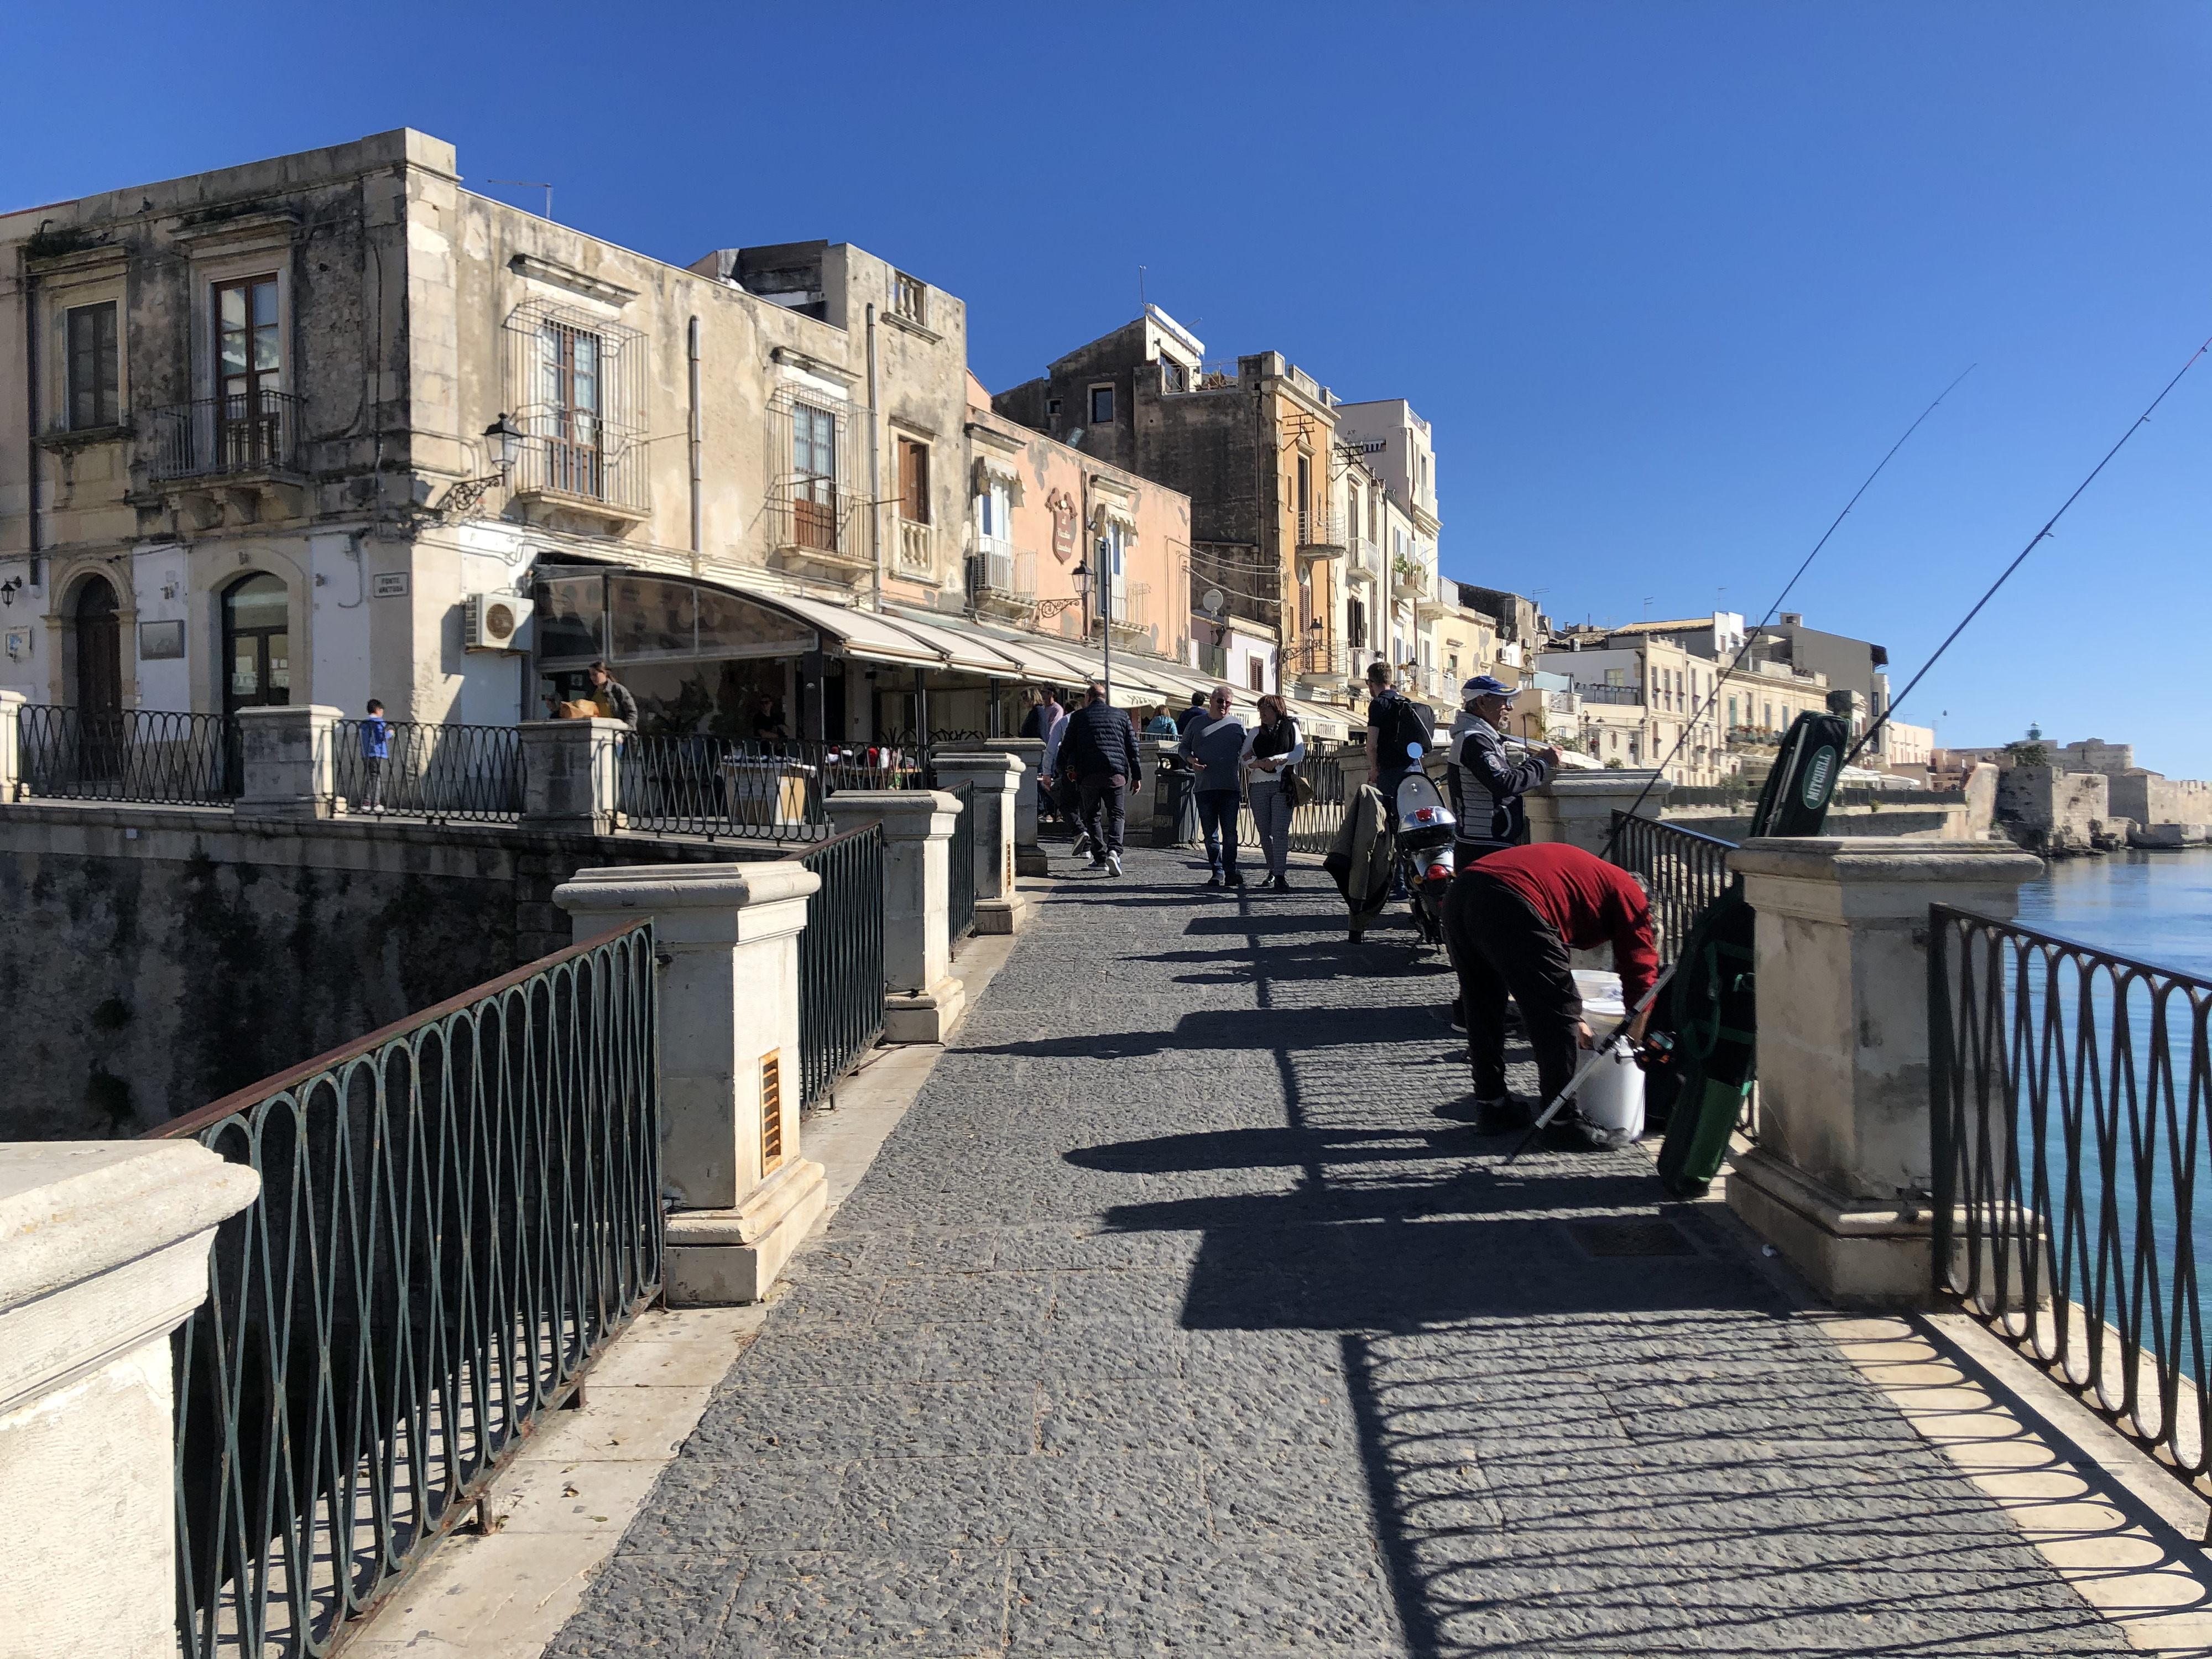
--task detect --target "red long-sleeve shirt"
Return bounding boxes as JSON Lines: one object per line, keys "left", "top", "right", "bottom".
{"left": 1472, "top": 842, "right": 1660, "bottom": 1010}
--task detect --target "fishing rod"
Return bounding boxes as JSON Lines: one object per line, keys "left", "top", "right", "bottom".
{"left": 1591, "top": 365, "right": 1976, "bottom": 860}
{"left": 1845, "top": 338, "right": 2211, "bottom": 770}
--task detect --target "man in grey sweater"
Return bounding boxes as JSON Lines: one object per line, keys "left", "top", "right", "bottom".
{"left": 1184, "top": 685, "right": 1249, "bottom": 888}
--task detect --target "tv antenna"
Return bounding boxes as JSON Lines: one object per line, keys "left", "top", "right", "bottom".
{"left": 487, "top": 179, "right": 553, "bottom": 220}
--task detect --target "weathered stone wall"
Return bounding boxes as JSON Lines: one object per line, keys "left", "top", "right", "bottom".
{"left": 1994, "top": 765, "right": 2109, "bottom": 854}
{"left": 0, "top": 805, "right": 779, "bottom": 1139}
{"left": 2107, "top": 771, "right": 2212, "bottom": 828}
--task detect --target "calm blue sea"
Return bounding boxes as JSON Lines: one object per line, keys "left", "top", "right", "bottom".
{"left": 2015, "top": 847, "right": 2212, "bottom": 980}
{"left": 1985, "top": 850, "right": 2212, "bottom": 1378}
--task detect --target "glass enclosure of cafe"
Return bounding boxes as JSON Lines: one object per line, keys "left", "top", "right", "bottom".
{"left": 533, "top": 568, "right": 1020, "bottom": 742}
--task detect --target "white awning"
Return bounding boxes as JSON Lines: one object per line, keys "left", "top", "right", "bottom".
{"left": 753, "top": 591, "right": 949, "bottom": 669}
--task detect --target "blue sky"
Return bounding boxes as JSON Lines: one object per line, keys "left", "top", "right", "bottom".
{"left": 8, "top": 3, "right": 2207, "bottom": 770}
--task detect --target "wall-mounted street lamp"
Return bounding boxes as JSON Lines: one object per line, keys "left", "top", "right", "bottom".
{"left": 435, "top": 414, "right": 529, "bottom": 522}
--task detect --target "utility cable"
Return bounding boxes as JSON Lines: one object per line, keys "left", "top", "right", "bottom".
{"left": 1846, "top": 338, "right": 2210, "bottom": 769}
{"left": 1593, "top": 365, "right": 1976, "bottom": 860}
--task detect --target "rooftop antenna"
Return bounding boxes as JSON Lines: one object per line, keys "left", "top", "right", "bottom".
{"left": 1642, "top": 596, "right": 1655, "bottom": 620}
{"left": 1139, "top": 265, "right": 1147, "bottom": 314}
{"left": 487, "top": 179, "right": 553, "bottom": 220}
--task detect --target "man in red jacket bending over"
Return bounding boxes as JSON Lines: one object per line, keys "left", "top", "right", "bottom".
{"left": 1444, "top": 841, "right": 1658, "bottom": 1143}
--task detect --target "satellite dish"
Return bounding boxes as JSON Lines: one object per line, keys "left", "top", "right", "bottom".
{"left": 1201, "top": 588, "right": 1225, "bottom": 617}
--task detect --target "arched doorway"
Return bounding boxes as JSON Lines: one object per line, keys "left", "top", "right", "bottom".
{"left": 222, "top": 573, "right": 290, "bottom": 715}
{"left": 73, "top": 576, "right": 122, "bottom": 717}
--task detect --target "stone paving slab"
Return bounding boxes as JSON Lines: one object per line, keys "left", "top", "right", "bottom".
{"left": 548, "top": 849, "right": 2132, "bottom": 1657}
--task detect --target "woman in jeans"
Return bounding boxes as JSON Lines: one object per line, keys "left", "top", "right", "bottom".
{"left": 1242, "top": 694, "right": 1306, "bottom": 892}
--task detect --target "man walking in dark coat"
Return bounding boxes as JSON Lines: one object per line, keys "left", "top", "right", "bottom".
{"left": 1056, "top": 682, "right": 1141, "bottom": 876}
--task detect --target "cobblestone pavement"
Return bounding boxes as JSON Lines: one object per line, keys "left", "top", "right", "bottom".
{"left": 550, "top": 848, "right": 2126, "bottom": 1657}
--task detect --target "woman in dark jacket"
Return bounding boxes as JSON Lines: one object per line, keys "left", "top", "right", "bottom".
{"left": 1241, "top": 694, "right": 1306, "bottom": 892}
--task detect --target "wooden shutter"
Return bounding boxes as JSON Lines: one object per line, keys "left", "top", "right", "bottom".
{"left": 899, "top": 439, "right": 929, "bottom": 525}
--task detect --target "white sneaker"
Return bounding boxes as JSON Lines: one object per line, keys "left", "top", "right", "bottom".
{"left": 1107, "top": 852, "right": 1123, "bottom": 877}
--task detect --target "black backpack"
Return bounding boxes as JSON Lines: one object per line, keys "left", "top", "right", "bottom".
{"left": 1380, "top": 691, "right": 1434, "bottom": 762}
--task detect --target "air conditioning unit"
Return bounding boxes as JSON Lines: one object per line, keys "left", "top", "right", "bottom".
{"left": 464, "top": 590, "right": 531, "bottom": 653}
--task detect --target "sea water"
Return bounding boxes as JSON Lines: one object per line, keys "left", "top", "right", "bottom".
{"left": 1985, "top": 849, "right": 2212, "bottom": 1378}
{"left": 2016, "top": 847, "right": 2212, "bottom": 979}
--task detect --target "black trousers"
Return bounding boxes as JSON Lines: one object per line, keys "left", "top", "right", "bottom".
{"left": 1444, "top": 871, "right": 1584, "bottom": 1105}
{"left": 1078, "top": 778, "right": 1127, "bottom": 855}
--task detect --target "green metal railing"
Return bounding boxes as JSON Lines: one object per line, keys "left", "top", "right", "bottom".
{"left": 795, "top": 825, "right": 886, "bottom": 1107}
{"left": 149, "top": 924, "right": 661, "bottom": 1659}
{"left": 947, "top": 780, "right": 977, "bottom": 943}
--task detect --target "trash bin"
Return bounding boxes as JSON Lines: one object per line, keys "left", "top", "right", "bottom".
{"left": 1158, "top": 764, "right": 1201, "bottom": 848}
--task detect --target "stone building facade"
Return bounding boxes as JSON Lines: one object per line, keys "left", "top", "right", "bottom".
{"left": 2, "top": 128, "right": 1148, "bottom": 743}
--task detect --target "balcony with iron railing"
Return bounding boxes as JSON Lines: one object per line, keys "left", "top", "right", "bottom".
{"left": 769, "top": 478, "right": 868, "bottom": 578}
{"left": 965, "top": 538, "right": 1036, "bottom": 618}
{"left": 1106, "top": 581, "right": 1150, "bottom": 637}
{"left": 143, "top": 389, "right": 301, "bottom": 481}
{"left": 1297, "top": 508, "right": 1345, "bottom": 557}
{"left": 1574, "top": 682, "right": 1646, "bottom": 707}
{"left": 1344, "top": 536, "right": 1383, "bottom": 585}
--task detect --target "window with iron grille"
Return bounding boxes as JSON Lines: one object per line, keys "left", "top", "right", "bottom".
{"left": 891, "top": 271, "right": 927, "bottom": 326}
{"left": 793, "top": 402, "right": 839, "bottom": 550}
{"left": 503, "top": 298, "right": 649, "bottom": 511}
{"left": 539, "top": 320, "right": 602, "bottom": 497}
{"left": 67, "top": 302, "right": 119, "bottom": 430}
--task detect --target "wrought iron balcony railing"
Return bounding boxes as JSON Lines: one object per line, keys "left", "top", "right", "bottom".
{"left": 144, "top": 390, "right": 301, "bottom": 481}
{"left": 1345, "top": 536, "right": 1382, "bottom": 582}
{"left": 1297, "top": 508, "right": 1344, "bottom": 551}
{"left": 966, "top": 540, "right": 1036, "bottom": 607}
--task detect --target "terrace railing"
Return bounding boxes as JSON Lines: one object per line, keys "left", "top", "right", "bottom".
{"left": 794, "top": 825, "right": 886, "bottom": 1107}
{"left": 18, "top": 705, "right": 237, "bottom": 806}
{"left": 617, "top": 733, "right": 836, "bottom": 842}
{"left": 334, "top": 719, "right": 524, "bottom": 823}
{"left": 1931, "top": 907, "right": 2212, "bottom": 1517}
{"left": 149, "top": 922, "right": 661, "bottom": 1659}
{"left": 946, "top": 780, "right": 977, "bottom": 943}
{"left": 1608, "top": 810, "right": 1738, "bottom": 966}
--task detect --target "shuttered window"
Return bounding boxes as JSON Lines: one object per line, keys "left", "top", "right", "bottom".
{"left": 898, "top": 437, "right": 930, "bottom": 525}
{"left": 67, "top": 302, "right": 119, "bottom": 430}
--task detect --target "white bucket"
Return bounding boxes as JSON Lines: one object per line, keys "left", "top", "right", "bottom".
{"left": 1577, "top": 1039, "right": 1646, "bottom": 1147}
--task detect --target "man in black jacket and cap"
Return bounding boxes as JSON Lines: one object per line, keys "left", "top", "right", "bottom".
{"left": 1056, "top": 681, "right": 1142, "bottom": 877}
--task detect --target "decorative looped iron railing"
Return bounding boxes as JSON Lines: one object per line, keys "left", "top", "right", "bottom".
{"left": 795, "top": 825, "right": 886, "bottom": 1108}
{"left": 1607, "top": 810, "right": 1738, "bottom": 966}
{"left": 145, "top": 389, "right": 301, "bottom": 480}
{"left": 617, "top": 733, "right": 833, "bottom": 841}
{"left": 333, "top": 719, "right": 524, "bottom": 823}
{"left": 1931, "top": 905, "right": 2212, "bottom": 1521}
{"left": 149, "top": 924, "right": 662, "bottom": 1659}
{"left": 18, "top": 704, "right": 238, "bottom": 805}
{"left": 947, "top": 780, "right": 977, "bottom": 942}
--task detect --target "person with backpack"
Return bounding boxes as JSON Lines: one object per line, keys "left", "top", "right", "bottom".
{"left": 1363, "top": 661, "right": 1433, "bottom": 827}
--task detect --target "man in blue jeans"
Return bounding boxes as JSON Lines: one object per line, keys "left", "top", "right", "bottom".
{"left": 1185, "top": 685, "right": 1249, "bottom": 889}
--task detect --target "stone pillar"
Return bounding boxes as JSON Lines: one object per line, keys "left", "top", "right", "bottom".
{"left": 0, "top": 1141, "right": 259, "bottom": 1659}
{"left": 234, "top": 703, "right": 342, "bottom": 819}
{"left": 980, "top": 737, "right": 1047, "bottom": 875}
{"left": 1725, "top": 836, "right": 2043, "bottom": 1308}
{"left": 830, "top": 790, "right": 967, "bottom": 1043}
{"left": 520, "top": 717, "right": 624, "bottom": 834}
{"left": 0, "top": 688, "right": 22, "bottom": 802}
{"left": 554, "top": 862, "right": 827, "bottom": 1305}
{"left": 1526, "top": 768, "right": 1671, "bottom": 855}
{"left": 928, "top": 750, "right": 1030, "bottom": 934}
